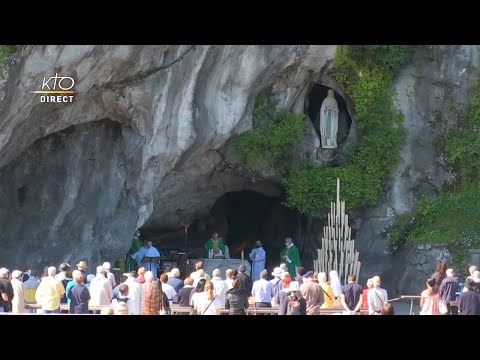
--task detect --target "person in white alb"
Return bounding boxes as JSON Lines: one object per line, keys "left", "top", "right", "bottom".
{"left": 251, "top": 269, "right": 274, "bottom": 308}
{"left": 249, "top": 240, "right": 266, "bottom": 281}
{"left": 367, "top": 275, "right": 388, "bottom": 315}
{"left": 124, "top": 271, "right": 144, "bottom": 315}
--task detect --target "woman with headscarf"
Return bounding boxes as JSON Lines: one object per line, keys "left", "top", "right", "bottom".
{"left": 329, "top": 270, "right": 343, "bottom": 308}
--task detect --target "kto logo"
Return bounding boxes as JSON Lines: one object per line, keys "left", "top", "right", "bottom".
{"left": 31, "top": 73, "right": 75, "bottom": 103}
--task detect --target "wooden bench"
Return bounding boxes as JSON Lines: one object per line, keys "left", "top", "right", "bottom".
{"left": 25, "top": 303, "right": 111, "bottom": 312}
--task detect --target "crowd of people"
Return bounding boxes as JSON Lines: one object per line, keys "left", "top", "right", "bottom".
{"left": 1, "top": 251, "right": 479, "bottom": 315}
{"left": 0, "top": 256, "right": 389, "bottom": 315}
{"left": 418, "top": 263, "right": 480, "bottom": 315}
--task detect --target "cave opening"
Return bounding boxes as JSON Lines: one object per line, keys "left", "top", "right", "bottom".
{"left": 306, "top": 84, "right": 352, "bottom": 146}
{"left": 142, "top": 190, "right": 302, "bottom": 273}
{"left": 205, "top": 191, "right": 298, "bottom": 269}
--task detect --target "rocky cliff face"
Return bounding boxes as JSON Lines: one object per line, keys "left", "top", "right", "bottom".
{"left": 0, "top": 45, "right": 336, "bottom": 269}
{"left": 354, "top": 45, "right": 480, "bottom": 295}
{"left": 0, "top": 45, "right": 477, "bottom": 296}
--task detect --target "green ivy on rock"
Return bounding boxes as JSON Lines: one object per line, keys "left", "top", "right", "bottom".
{"left": 387, "top": 72, "right": 480, "bottom": 266}
{"left": 282, "top": 45, "right": 409, "bottom": 213}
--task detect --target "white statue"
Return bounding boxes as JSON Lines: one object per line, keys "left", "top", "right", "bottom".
{"left": 319, "top": 89, "right": 339, "bottom": 149}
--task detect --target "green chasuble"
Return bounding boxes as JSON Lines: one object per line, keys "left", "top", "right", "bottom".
{"left": 280, "top": 244, "right": 301, "bottom": 276}
{"left": 128, "top": 237, "right": 144, "bottom": 270}
{"left": 204, "top": 238, "right": 226, "bottom": 258}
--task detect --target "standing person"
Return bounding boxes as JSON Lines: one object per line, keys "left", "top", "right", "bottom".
{"left": 167, "top": 268, "right": 184, "bottom": 294}
{"left": 329, "top": 270, "right": 343, "bottom": 308}
{"left": 178, "top": 277, "right": 195, "bottom": 307}
{"left": 270, "top": 267, "right": 284, "bottom": 303}
{"left": 190, "top": 261, "right": 211, "bottom": 282}
{"left": 142, "top": 272, "right": 162, "bottom": 315}
{"left": 361, "top": 279, "right": 373, "bottom": 315}
{"left": 111, "top": 284, "right": 135, "bottom": 315}
{"left": 251, "top": 269, "right": 274, "bottom": 308}
{"left": 431, "top": 263, "right": 447, "bottom": 292}
{"left": 124, "top": 271, "right": 144, "bottom": 315}
{"left": 102, "top": 262, "right": 116, "bottom": 289}
{"left": 11, "top": 270, "right": 27, "bottom": 313}
{"left": 113, "top": 275, "right": 128, "bottom": 300}
{"left": 318, "top": 272, "right": 335, "bottom": 310}
{"left": 457, "top": 278, "right": 480, "bottom": 315}
{"left": 127, "top": 230, "right": 144, "bottom": 272}
{"left": 249, "top": 240, "right": 266, "bottom": 281}
{"left": 210, "top": 269, "right": 229, "bottom": 306}
{"left": 56, "top": 263, "right": 71, "bottom": 282}
{"left": 24, "top": 271, "right": 40, "bottom": 313}
{"left": 280, "top": 237, "right": 301, "bottom": 277}
{"left": 439, "top": 268, "right": 461, "bottom": 315}
{"left": 367, "top": 275, "right": 388, "bottom": 315}
{"left": 420, "top": 278, "right": 441, "bottom": 315}
{"left": 203, "top": 232, "right": 226, "bottom": 258}
{"left": 76, "top": 261, "right": 89, "bottom": 284}
{"left": 237, "top": 265, "right": 253, "bottom": 294}
{"left": 60, "top": 268, "right": 73, "bottom": 306}
{"left": 0, "top": 268, "right": 14, "bottom": 313}
{"left": 280, "top": 281, "right": 307, "bottom": 315}
{"left": 35, "top": 266, "right": 65, "bottom": 314}
{"left": 340, "top": 274, "right": 363, "bottom": 314}
{"left": 196, "top": 281, "right": 223, "bottom": 315}
{"left": 68, "top": 272, "right": 90, "bottom": 314}
{"left": 300, "top": 273, "right": 324, "bottom": 315}
{"left": 225, "top": 278, "right": 249, "bottom": 315}
{"left": 21, "top": 265, "right": 31, "bottom": 283}
{"left": 89, "top": 266, "right": 113, "bottom": 307}
{"left": 189, "top": 278, "right": 207, "bottom": 314}
{"left": 133, "top": 241, "right": 161, "bottom": 279}
{"left": 275, "top": 278, "right": 292, "bottom": 314}
{"left": 160, "top": 273, "right": 177, "bottom": 304}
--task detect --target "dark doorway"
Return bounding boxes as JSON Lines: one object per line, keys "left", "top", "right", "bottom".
{"left": 206, "top": 191, "right": 299, "bottom": 272}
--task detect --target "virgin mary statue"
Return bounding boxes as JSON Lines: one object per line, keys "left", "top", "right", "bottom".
{"left": 319, "top": 89, "right": 339, "bottom": 149}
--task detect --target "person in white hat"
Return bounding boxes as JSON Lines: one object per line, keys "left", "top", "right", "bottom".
{"left": 270, "top": 267, "right": 284, "bottom": 305}
{"left": 0, "top": 268, "right": 14, "bottom": 312}
{"left": 10, "top": 270, "right": 27, "bottom": 313}
{"left": 89, "top": 266, "right": 113, "bottom": 307}
{"left": 280, "top": 281, "right": 307, "bottom": 315}
{"left": 102, "top": 262, "right": 116, "bottom": 289}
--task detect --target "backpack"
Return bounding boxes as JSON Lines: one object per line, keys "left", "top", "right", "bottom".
{"left": 287, "top": 296, "right": 301, "bottom": 315}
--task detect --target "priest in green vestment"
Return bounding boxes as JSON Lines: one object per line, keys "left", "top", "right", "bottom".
{"left": 127, "top": 231, "right": 144, "bottom": 271}
{"left": 280, "top": 237, "right": 301, "bottom": 277}
{"left": 204, "top": 232, "right": 226, "bottom": 258}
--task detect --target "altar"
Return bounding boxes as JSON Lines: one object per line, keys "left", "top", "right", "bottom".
{"left": 186, "top": 258, "right": 251, "bottom": 278}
